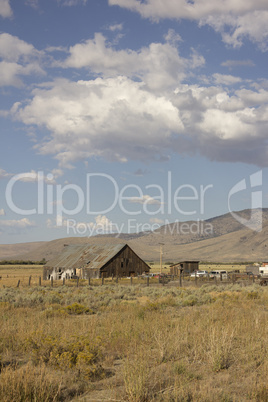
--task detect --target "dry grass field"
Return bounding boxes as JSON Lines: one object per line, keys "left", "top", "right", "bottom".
{"left": 0, "top": 265, "right": 267, "bottom": 401}
{"left": 0, "top": 267, "right": 268, "bottom": 402}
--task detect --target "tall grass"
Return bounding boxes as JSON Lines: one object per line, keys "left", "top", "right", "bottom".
{"left": 0, "top": 283, "right": 267, "bottom": 400}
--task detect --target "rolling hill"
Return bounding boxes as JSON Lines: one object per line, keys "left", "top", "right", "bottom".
{"left": 1, "top": 208, "right": 268, "bottom": 263}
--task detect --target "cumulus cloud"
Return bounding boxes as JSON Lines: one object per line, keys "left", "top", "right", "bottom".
{"left": 0, "top": 218, "right": 36, "bottom": 234}
{"left": 212, "top": 73, "right": 242, "bottom": 86}
{"left": 109, "top": 0, "right": 268, "bottom": 49}
{"left": 0, "top": 218, "right": 35, "bottom": 228}
{"left": 201, "top": 11, "right": 268, "bottom": 50}
{"left": 0, "top": 33, "right": 36, "bottom": 62}
{"left": 0, "top": 33, "right": 45, "bottom": 87}
{"left": 13, "top": 76, "right": 183, "bottom": 167}
{"left": 0, "top": 0, "right": 12, "bottom": 18}
{"left": 63, "top": 32, "right": 204, "bottom": 91}
{"left": 10, "top": 73, "right": 268, "bottom": 167}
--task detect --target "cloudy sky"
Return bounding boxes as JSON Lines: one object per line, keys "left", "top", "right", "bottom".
{"left": 0, "top": 0, "right": 268, "bottom": 244}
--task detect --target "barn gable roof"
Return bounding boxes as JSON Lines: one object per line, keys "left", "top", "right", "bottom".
{"left": 45, "top": 243, "right": 130, "bottom": 270}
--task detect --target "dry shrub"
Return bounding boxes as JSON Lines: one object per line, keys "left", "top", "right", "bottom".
{"left": 123, "top": 352, "right": 150, "bottom": 402}
{"left": 26, "top": 332, "right": 103, "bottom": 379}
{"left": 0, "top": 363, "right": 63, "bottom": 402}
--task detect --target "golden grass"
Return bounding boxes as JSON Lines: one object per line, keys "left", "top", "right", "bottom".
{"left": 0, "top": 276, "right": 267, "bottom": 401}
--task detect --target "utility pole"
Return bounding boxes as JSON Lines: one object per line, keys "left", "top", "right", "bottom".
{"left": 159, "top": 243, "right": 164, "bottom": 274}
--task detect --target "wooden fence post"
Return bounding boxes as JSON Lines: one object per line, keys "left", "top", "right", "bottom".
{"left": 214, "top": 276, "right": 217, "bottom": 285}
{"left": 88, "top": 277, "right": 90, "bottom": 286}
{"left": 28, "top": 276, "right": 31, "bottom": 286}
{"left": 130, "top": 277, "right": 133, "bottom": 286}
{"left": 179, "top": 270, "right": 182, "bottom": 287}
{"left": 195, "top": 272, "right": 197, "bottom": 286}
{"left": 220, "top": 273, "right": 223, "bottom": 282}
{"left": 51, "top": 277, "right": 53, "bottom": 287}
{"left": 232, "top": 274, "right": 235, "bottom": 284}
{"left": 39, "top": 276, "right": 41, "bottom": 286}
{"left": 147, "top": 276, "right": 149, "bottom": 287}
{"left": 76, "top": 277, "right": 79, "bottom": 287}
{"left": 16, "top": 279, "right": 20, "bottom": 288}
{"left": 63, "top": 278, "right": 65, "bottom": 286}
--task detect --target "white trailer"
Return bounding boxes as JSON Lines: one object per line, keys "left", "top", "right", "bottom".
{"left": 259, "top": 265, "right": 268, "bottom": 276}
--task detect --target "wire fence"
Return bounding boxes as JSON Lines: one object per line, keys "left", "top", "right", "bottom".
{"left": 0, "top": 272, "right": 259, "bottom": 288}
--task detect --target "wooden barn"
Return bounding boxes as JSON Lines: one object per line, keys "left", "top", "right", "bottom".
{"left": 170, "top": 260, "right": 199, "bottom": 276}
{"left": 43, "top": 243, "right": 150, "bottom": 280}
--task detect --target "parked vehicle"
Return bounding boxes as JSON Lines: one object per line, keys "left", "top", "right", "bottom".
{"left": 190, "top": 270, "right": 208, "bottom": 277}
{"left": 209, "top": 270, "right": 228, "bottom": 279}
{"left": 259, "top": 266, "right": 268, "bottom": 277}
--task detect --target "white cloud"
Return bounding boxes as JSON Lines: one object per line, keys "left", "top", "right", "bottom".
{"left": 0, "top": 209, "right": 5, "bottom": 216}
{"left": 57, "top": 0, "right": 87, "bottom": 6}
{"left": 109, "top": 0, "right": 268, "bottom": 49}
{"left": 11, "top": 75, "right": 268, "bottom": 167}
{"left": 213, "top": 74, "right": 242, "bottom": 86}
{"left": 0, "top": 168, "right": 11, "bottom": 179}
{"left": 0, "top": 33, "right": 45, "bottom": 87}
{"left": 201, "top": 11, "right": 268, "bottom": 50}
{"left": 25, "top": 0, "right": 39, "bottom": 9}
{"left": 150, "top": 218, "right": 164, "bottom": 224}
{"left": 93, "top": 214, "right": 113, "bottom": 228}
{"left": 0, "top": 0, "right": 12, "bottom": 18}
{"left": 0, "top": 33, "right": 35, "bottom": 62}
{"left": 47, "top": 214, "right": 115, "bottom": 233}
{"left": 129, "top": 195, "right": 163, "bottom": 205}
{"left": 8, "top": 170, "right": 57, "bottom": 184}
{"left": 109, "top": 0, "right": 268, "bottom": 19}
{"left": 63, "top": 32, "right": 204, "bottom": 91}
{"left": 13, "top": 76, "right": 183, "bottom": 167}
{"left": 51, "top": 169, "right": 64, "bottom": 179}
{"left": 108, "top": 23, "right": 123, "bottom": 32}
{"left": 0, "top": 218, "right": 36, "bottom": 229}
{"left": 0, "top": 61, "right": 44, "bottom": 87}
{"left": 221, "top": 59, "right": 255, "bottom": 68}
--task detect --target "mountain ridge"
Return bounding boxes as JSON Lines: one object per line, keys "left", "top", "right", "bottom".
{"left": 1, "top": 208, "right": 268, "bottom": 262}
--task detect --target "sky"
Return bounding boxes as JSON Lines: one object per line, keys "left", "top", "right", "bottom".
{"left": 0, "top": 0, "right": 268, "bottom": 245}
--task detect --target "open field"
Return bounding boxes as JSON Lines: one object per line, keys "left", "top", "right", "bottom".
{"left": 0, "top": 265, "right": 267, "bottom": 401}
{"left": 0, "top": 263, "right": 254, "bottom": 289}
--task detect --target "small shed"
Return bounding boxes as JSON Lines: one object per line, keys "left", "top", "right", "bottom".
{"left": 246, "top": 265, "right": 260, "bottom": 275}
{"left": 170, "top": 261, "right": 199, "bottom": 276}
{"left": 43, "top": 243, "right": 150, "bottom": 280}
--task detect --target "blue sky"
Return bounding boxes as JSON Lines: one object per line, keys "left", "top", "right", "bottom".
{"left": 0, "top": 0, "right": 268, "bottom": 244}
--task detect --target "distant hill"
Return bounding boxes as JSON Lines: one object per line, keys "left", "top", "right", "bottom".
{"left": 1, "top": 208, "right": 268, "bottom": 263}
